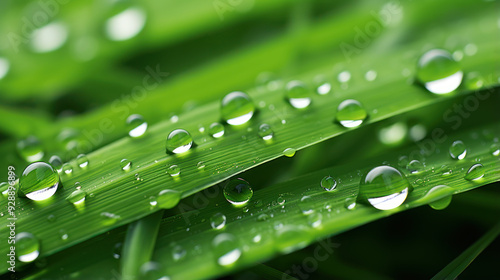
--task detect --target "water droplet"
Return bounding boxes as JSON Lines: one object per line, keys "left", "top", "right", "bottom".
{"left": 149, "top": 196, "right": 157, "bottom": 207}
{"left": 491, "top": 143, "right": 500, "bottom": 156}
{"left": 48, "top": 156, "right": 63, "bottom": 173}
{"left": 345, "top": 197, "right": 357, "bottom": 210}
{"left": 47, "top": 214, "right": 56, "bottom": 222}
{"left": 167, "top": 165, "right": 181, "bottom": 177}
{"left": 0, "top": 57, "right": 10, "bottom": 80}
{"left": 275, "top": 225, "right": 309, "bottom": 254}
{"left": 439, "top": 165, "right": 453, "bottom": 176}
{"left": 210, "top": 213, "right": 227, "bottom": 230}
{"left": 258, "top": 124, "right": 274, "bottom": 141}
{"left": 416, "top": 49, "right": 463, "bottom": 94}
{"left": 209, "top": 122, "right": 225, "bottom": 138}
{"left": 299, "top": 196, "right": 315, "bottom": 215}
{"left": 62, "top": 163, "right": 73, "bottom": 175}
{"left": 465, "top": 72, "right": 485, "bottom": 90}
{"left": 213, "top": 233, "right": 241, "bottom": 266}
{"left": 277, "top": 195, "right": 286, "bottom": 206}
{"left": 105, "top": 7, "right": 146, "bottom": 41}
{"left": 286, "top": 80, "right": 311, "bottom": 109}
{"left": 16, "top": 232, "right": 40, "bottom": 262}
{"left": 449, "top": 140, "right": 467, "bottom": 160}
{"left": 17, "top": 136, "right": 44, "bottom": 162}
{"left": 139, "top": 261, "right": 169, "bottom": 280}
{"left": 314, "top": 76, "right": 331, "bottom": 95}
{"left": 197, "top": 161, "right": 206, "bottom": 170}
{"left": 126, "top": 114, "right": 148, "bottom": 138}
{"left": 223, "top": 178, "right": 253, "bottom": 206}
{"left": 101, "top": 212, "right": 121, "bottom": 225}
{"left": 465, "top": 163, "right": 485, "bottom": 181}
{"left": 425, "top": 185, "right": 453, "bottom": 210}
{"left": 66, "top": 189, "right": 87, "bottom": 205}
{"left": 221, "top": 91, "right": 255, "bottom": 125}
{"left": 77, "top": 154, "right": 89, "bottom": 168}
{"left": 307, "top": 213, "right": 322, "bottom": 228}
{"left": 31, "top": 22, "right": 68, "bottom": 53}
{"left": 283, "top": 148, "right": 296, "bottom": 157}
{"left": 20, "top": 162, "right": 59, "bottom": 201}
{"left": 257, "top": 214, "right": 270, "bottom": 222}
{"left": 121, "top": 159, "right": 132, "bottom": 171}
{"left": 156, "top": 190, "right": 181, "bottom": 209}
{"left": 406, "top": 160, "right": 424, "bottom": 174}
{"left": 379, "top": 122, "right": 408, "bottom": 145}
{"left": 365, "top": 70, "right": 377, "bottom": 81}
{"left": 337, "top": 71, "right": 351, "bottom": 83}
{"left": 172, "top": 245, "right": 186, "bottom": 261}
{"left": 320, "top": 176, "right": 337, "bottom": 191}
{"left": 113, "top": 243, "right": 122, "bottom": 259}
{"left": 60, "top": 229, "right": 69, "bottom": 241}
{"left": 166, "top": 129, "right": 193, "bottom": 154}
{"left": 336, "top": 99, "right": 367, "bottom": 128}
{"left": 359, "top": 166, "right": 410, "bottom": 210}
{"left": 398, "top": 156, "right": 409, "bottom": 168}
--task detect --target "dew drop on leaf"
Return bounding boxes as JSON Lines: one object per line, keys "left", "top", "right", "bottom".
{"left": 416, "top": 49, "right": 463, "bottom": 94}
{"left": 49, "top": 155, "right": 63, "bottom": 173}
{"left": 166, "top": 129, "right": 193, "bottom": 154}
{"left": 20, "top": 162, "right": 59, "bottom": 201}
{"left": 77, "top": 154, "right": 89, "bottom": 168}
{"left": 465, "top": 163, "right": 485, "bottom": 181}
{"left": 156, "top": 189, "right": 181, "bottom": 209}
{"left": 286, "top": 80, "right": 312, "bottom": 109}
{"left": 212, "top": 233, "right": 241, "bottom": 267}
{"left": 258, "top": 124, "right": 274, "bottom": 141}
{"left": 209, "top": 122, "right": 225, "bottom": 138}
{"left": 449, "top": 140, "right": 467, "bottom": 160}
{"left": 126, "top": 114, "right": 148, "bottom": 138}
{"left": 210, "top": 213, "right": 227, "bottom": 230}
{"left": 336, "top": 99, "right": 368, "bottom": 128}
{"left": 359, "top": 165, "right": 410, "bottom": 210}
{"left": 121, "top": 159, "right": 132, "bottom": 171}
{"left": 321, "top": 176, "right": 337, "bottom": 191}
{"left": 220, "top": 91, "right": 255, "bottom": 126}
{"left": 17, "top": 136, "right": 44, "bottom": 162}
{"left": 16, "top": 232, "right": 40, "bottom": 263}
{"left": 223, "top": 178, "right": 253, "bottom": 206}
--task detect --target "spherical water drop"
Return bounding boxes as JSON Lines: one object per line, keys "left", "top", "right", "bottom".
{"left": 223, "top": 178, "right": 253, "bottom": 206}
{"left": 121, "top": 159, "right": 132, "bottom": 171}
{"left": 172, "top": 245, "right": 186, "bottom": 261}
{"left": 359, "top": 166, "right": 410, "bottom": 210}
{"left": 425, "top": 185, "right": 453, "bottom": 210}
{"left": 213, "top": 233, "right": 241, "bottom": 266}
{"left": 48, "top": 155, "right": 63, "bottom": 173}
{"left": 16, "top": 232, "right": 40, "bottom": 263}
{"left": 20, "top": 162, "right": 59, "bottom": 201}
{"left": 345, "top": 198, "right": 356, "bottom": 210}
{"left": 416, "top": 49, "right": 463, "bottom": 94}
{"left": 221, "top": 91, "right": 255, "bottom": 125}
{"left": 166, "top": 129, "right": 193, "bottom": 154}
{"left": 283, "top": 148, "right": 296, "bottom": 157}
{"left": 336, "top": 99, "right": 368, "bottom": 128}
{"left": 66, "top": 189, "right": 87, "bottom": 204}
{"left": 62, "top": 163, "right": 73, "bottom": 175}
{"left": 286, "top": 80, "right": 311, "bottom": 109}
{"left": 307, "top": 212, "right": 323, "bottom": 228}
{"left": 167, "top": 165, "right": 181, "bottom": 177}
{"left": 0, "top": 182, "right": 9, "bottom": 197}
{"left": 77, "top": 154, "right": 89, "bottom": 168}
{"left": 406, "top": 160, "right": 424, "bottom": 174}
{"left": 156, "top": 190, "right": 181, "bottom": 209}
{"left": 321, "top": 176, "right": 337, "bottom": 191}
{"left": 197, "top": 161, "right": 206, "bottom": 170}
{"left": 105, "top": 6, "right": 146, "bottom": 41}
{"left": 337, "top": 71, "right": 351, "bottom": 83}
{"left": 465, "top": 163, "right": 485, "bottom": 181}
{"left": 491, "top": 143, "right": 500, "bottom": 156}
{"left": 17, "top": 136, "right": 44, "bottom": 162}
{"left": 209, "top": 122, "right": 225, "bottom": 138}
{"left": 314, "top": 76, "right": 331, "bottom": 95}
{"left": 449, "top": 140, "right": 467, "bottom": 160}
{"left": 258, "top": 124, "right": 274, "bottom": 141}
{"left": 126, "top": 114, "right": 148, "bottom": 138}
{"left": 149, "top": 196, "right": 157, "bottom": 207}
{"left": 299, "top": 196, "right": 315, "bottom": 215}
{"left": 113, "top": 243, "right": 123, "bottom": 259}
{"left": 210, "top": 213, "right": 227, "bottom": 230}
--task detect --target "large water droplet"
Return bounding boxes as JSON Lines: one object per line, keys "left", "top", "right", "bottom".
{"left": 77, "top": 154, "right": 89, "bottom": 168}
{"left": 258, "top": 124, "right": 274, "bottom": 141}
{"left": 449, "top": 140, "right": 467, "bottom": 160}
{"left": 213, "top": 233, "right": 241, "bottom": 266}
{"left": 156, "top": 190, "right": 181, "bottom": 209}
{"left": 62, "top": 163, "right": 73, "bottom": 175}
{"left": 425, "top": 185, "right": 453, "bottom": 210}
{"left": 20, "top": 162, "right": 59, "bottom": 201}
{"left": 167, "top": 165, "right": 181, "bottom": 177}
{"left": 416, "top": 49, "right": 463, "bottom": 94}
{"left": 49, "top": 155, "right": 63, "bottom": 173}
{"left": 321, "top": 176, "right": 337, "bottom": 191}
{"left": 66, "top": 189, "right": 87, "bottom": 205}
{"left": 221, "top": 91, "right": 255, "bottom": 125}
{"left": 210, "top": 213, "right": 227, "bottom": 230}
{"left": 105, "top": 7, "right": 146, "bottom": 41}
{"left": 121, "top": 159, "right": 132, "bottom": 171}
{"left": 166, "top": 129, "right": 193, "bottom": 154}
{"left": 127, "top": 114, "right": 148, "bottom": 138}
{"left": 359, "top": 166, "right": 410, "bottom": 210}
{"left": 283, "top": 148, "right": 296, "bottom": 157}
{"left": 223, "top": 178, "right": 253, "bottom": 206}
{"left": 17, "top": 136, "right": 44, "bottom": 162}
{"left": 465, "top": 163, "right": 485, "bottom": 181}
{"left": 286, "top": 80, "right": 311, "bottom": 109}
{"left": 209, "top": 122, "right": 225, "bottom": 138}
{"left": 336, "top": 99, "right": 367, "bottom": 128}
{"left": 16, "top": 232, "right": 40, "bottom": 263}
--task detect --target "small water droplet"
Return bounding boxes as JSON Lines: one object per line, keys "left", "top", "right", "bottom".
{"left": 283, "top": 148, "right": 296, "bottom": 157}
{"left": 16, "top": 232, "right": 40, "bottom": 262}
{"left": 139, "top": 261, "right": 168, "bottom": 280}
{"left": 17, "top": 136, "right": 44, "bottom": 162}
{"left": 337, "top": 71, "right": 351, "bottom": 83}
{"left": 490, "top": 143, "right": 500, "bottom": 156}
{"left": 101, "top": 212, "right": 121, "bottom": 225}
{"left": 307, "top": 212, "right": 322, "bottom": 228}
{"left": 406, "top": 160, "right": 424, "bottom": 174}
{"left": 286, "top": 80, "right": 311, "bottom": 109}
{"left": 365, "top": 70, "right": 377, "bottom": 81}
{"left": 213, "top": 233, "right": 241, "bottom": 266}
{"left": 209, "top": 122, "right": 225, "bottom": 138}
{"left": 359, "top": 166, "right": 410, "bottom": 210}
{"left": 66, "top": 189, "right": 87, "bottom": 205}
{"left": 49, "top": 156, "right": 63, "bottom": 173}
{"left": 126, "top": 114, "right": 148, "bottom": 138}
{"left": 258, "top": 124, "right": 274, "bottom": 141}
{"left": 223, "top": 178, "right": 253, "bottom": 206}
{"left": 465, "top": 72, "right": 485, "bottom": 90}
{"left": 105, "top": 6, "right": 146, "bottom": 41}
{"left": 166, "top": 129, "right": 193, "bottom": 154}
{"left": 113, "top": 243, "right": 122, "bottom": 259}
{"left": 62, "top": 163, "right": 73, "bottom": 175}
{"left": 336, "top": 99, "right": 367, "bottom": 128}
{"left": 59, "top": 229, "right": 69, "bottom": 241}
{"left": 299, "top": 196, "right": 315, "bottom": 215}
{"left": 221, "top": 91, "right": 255, "bottom": 125}
{"left": 314, "top": 75, "right": 331, "bottom": 95}
{"left": 321, "top": 176, "right": 337, "bottom": 191}
{"left": 416, "top": 49, "right": 463, "bottom": 94}
{"left": 149, "top": 196, "right": 157, "bottom": 207}
{"left": 197, "top": 161, "right": 206, "bottom": 170}
{"left": 464, "top": 163, "right": 485, "bottom": 181}
{"left": 156, "top": 190, "right": 181, "bottom": 209}
{"left": 172, "top": 245, "right": 186, "bottom": 261}
{"left": 439, "top": 165, "right": 453, "bottom": 176}
{"left": 121, "top": 159, "right": 132, "bottom": 171}
{"left": 20, "top": 162, "right": 59, "bottom": 201}
{"left": 210, "top": 213, "right": 227, "bottom": 230}
{"left": 47, "top": 214, "right": 56, "bottom": 222}
{"left": 76, "top": 154, "right": 89, "bottom": 168}
{"left": 167, "top": 165, "right": 181, "bottom": 177}
{"left": 449, "top": 140, "right": 467, "bottom": 160}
